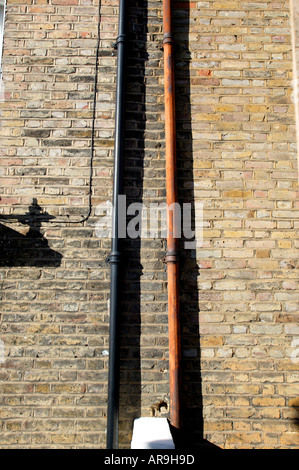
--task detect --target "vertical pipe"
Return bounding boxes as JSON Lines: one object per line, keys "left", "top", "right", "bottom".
{"left": 106, "top": 0, "right": 127, "bottom": 450}
{"left": 163, "top": 0, "right": 181, "bottom": 432}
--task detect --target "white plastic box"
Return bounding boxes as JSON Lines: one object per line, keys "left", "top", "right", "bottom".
{"left": 131, "top": 417, "right": 175, "bottom": 449}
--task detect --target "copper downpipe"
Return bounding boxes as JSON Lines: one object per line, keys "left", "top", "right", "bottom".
{"left": 163, "top": 0, "right": 181, "bottom": 433}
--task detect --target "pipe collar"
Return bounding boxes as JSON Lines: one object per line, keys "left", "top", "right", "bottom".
{"left": 164, "top": 250, "right": 179, "bottom": 264}
{"left": 163, "top": 33, "right": 174, "bottom": 46}
{"left": 107, "top": 251, "right": 122, "bottom": 264}
{"left": 113, "top": 34, "right": 127, "bottom": 49}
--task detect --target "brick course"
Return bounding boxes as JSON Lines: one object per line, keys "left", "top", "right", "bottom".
{"left": 0, "top": 0, "right": 298, "bottom": 449}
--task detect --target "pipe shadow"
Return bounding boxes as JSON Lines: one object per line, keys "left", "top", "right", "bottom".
{"left": 118, "top": 0, "right": 148, "bottom": 447}
{"left": 117, "top": 1, "right": 219, "bottom": 449}
{"left": 291, "top": 398, "right": 299, "bottom": 435}
{"left": 0, "top": 199, "right": 62, "bottom": 267}
{"left": 173, "top": 4, "right": 218, "bottom": 449}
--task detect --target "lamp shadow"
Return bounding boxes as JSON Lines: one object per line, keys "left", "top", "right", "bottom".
{"left": 0, "top": 199, "right": 62, "bottom": 267}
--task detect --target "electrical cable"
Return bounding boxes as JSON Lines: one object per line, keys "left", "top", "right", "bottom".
{"left": 1, "top": 0, "right": 102, "bottom": 226}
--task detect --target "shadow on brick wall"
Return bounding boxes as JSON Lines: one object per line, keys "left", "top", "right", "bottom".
{"left": 117, "top": 0, "right": 149, "bottom": 446}
{"left": 174, "top": 5, "right": 218, "bottom": 449}
{"left": 0, "top": 199, "right": 62, "bottom": 267}
{"left": 116, "top": 0, "right": 219, "bottom": 449}
{"left": 291, "top": 398, "right": 299, "bottom": 434}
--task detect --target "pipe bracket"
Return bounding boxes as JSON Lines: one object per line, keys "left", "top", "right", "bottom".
{"left": 113, "top": 33, "right": 127, "bottom": 49}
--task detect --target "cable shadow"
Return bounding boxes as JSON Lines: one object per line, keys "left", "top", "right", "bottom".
{"left": 117, "top": 0, "right": 148, "bottom": 447}
{"left": 173, "top": 5, "right": 218, "bottom": 449}
{"left": 0, "top": 198, "right": 62, "bottom": 267}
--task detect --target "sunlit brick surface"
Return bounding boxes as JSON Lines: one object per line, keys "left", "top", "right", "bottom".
{"left": 0, "top": 0, "right": 298, "bottom": 449}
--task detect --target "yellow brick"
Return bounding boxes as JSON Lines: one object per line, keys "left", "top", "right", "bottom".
{"left": 226, "top": 433, "right": 262, "bottom": 445}
{"left": 203, "top": 230, "right": 222, "bottom": 238}
{"left": 201, "top": 336, "right": 223, "bottom": 346}
{"left": 35, "top": 384, "right": 50, "bottom": 394}
{"left": 256, "top": 250, "right": 270, "bottom": 258}
{"left": 234, "top": 422, "right": 251, "bottom": 432}
{"left": 245, "top": 105, "right": 269, "bottom": 113}
{"left": 216, "top": 105, "right": 242, "bottom": 112}
{"left": 263, "top": 434, "right": 279, "bottom": 445}
{"left": 261, "top": 408, "right": 281, "bottom": 419}
{"left": 289, "top": 398, "right": 299, "bottom": 407}
{"left": 193, "top": 160, "right": 213, "bottom": 168}
{"left": 271, "top": 231, "right": 297, "bottom": 239}
{"left": 248, "top": 259, "right": 279, "bottom": 269}
{"left": 38, "top": 197, "right": 68, "bottom": 205}
{"left": 281, "top": 434, "right": 299, "bottom": 446}
{"left": 223, "top": 230, "right": 252, "bottom": 238}
{"left": 252, "top": 397, "right": 285, "bottom": 407}
{"left": 214, "top": 2, "right": 239, "bottom": 8}
{"left": 278, "top": 240, "right": 292, "bottom": 248}
{"left": 196, "top": 113, "right": 221, "bottom": 121}
{"left": 205, "top": 421, "right": 233, "bottom": 431}
{"left": 223, "top": 190, "right": 252, "bottom": 198}
{"left": 268, "top": 79, "right": 291, "bottom": 87}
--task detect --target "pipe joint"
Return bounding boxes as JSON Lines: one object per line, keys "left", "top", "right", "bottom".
{"left": 163, "top": 32, "right": 174, "bottom": 46}
{"left": 163, "top": 250, "right": 179, "bottom": 264}
{"left": 107, "top": 251, "right": 122, "bottom": 264}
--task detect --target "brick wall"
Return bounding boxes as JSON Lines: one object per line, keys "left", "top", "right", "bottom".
{"left": 290, "top": 0, "right": 299, "bottom": 176}
{"left": 0, "top": 0, "right": 298, "bottom": 449}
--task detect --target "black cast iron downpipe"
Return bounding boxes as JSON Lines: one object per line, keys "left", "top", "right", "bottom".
{"left": 106, "top": 0, "right": 128, "bottom": 450}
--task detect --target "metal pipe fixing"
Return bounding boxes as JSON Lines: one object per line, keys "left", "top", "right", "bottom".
{"left": 162, "top": 0, "right": 182, "bottom": 433}
{"left": 106, "top": 0, "right": 127, "bottom": 450}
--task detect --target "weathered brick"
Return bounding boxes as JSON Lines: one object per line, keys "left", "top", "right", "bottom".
{"left": 0, "top": 0, "right": 298, "bottom": 451}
